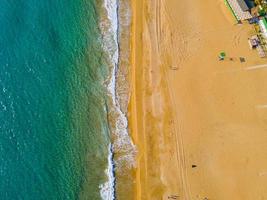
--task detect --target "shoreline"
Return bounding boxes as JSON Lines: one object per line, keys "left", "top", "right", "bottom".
{"left": 99, "top": 0, "right": 118, "bottom": 198}
{"left": 100, "top": 0, "right": 136, "bottom": 199}
{"left": 129, "top": 0, "right": 267, "bottom": 199}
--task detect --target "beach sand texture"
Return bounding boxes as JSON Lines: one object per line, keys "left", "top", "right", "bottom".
{"left": 130, "top": 0, "right": 267, "bottom": 199}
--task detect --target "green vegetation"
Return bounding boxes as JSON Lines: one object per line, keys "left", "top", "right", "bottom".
{"left": 258, "top": 8, "right": 266, "bottom": 16}
{"left": 254, "top": 0, "right": 267, "bottom": 15}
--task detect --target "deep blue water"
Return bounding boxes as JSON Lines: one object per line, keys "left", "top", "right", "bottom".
{"left": 0, "top": 0, "right": 110, "bottom": 199}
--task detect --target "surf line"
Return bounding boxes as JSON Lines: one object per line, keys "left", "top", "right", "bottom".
{"left": 101, "top": 0, "right": 122, "bottom": 199}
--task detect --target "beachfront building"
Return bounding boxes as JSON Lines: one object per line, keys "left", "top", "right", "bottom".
{"left": 259, "top": 17, "right": 267, "bottom": 38}
{"left": 226, "top": 0, "right": 252, "bottom": 21}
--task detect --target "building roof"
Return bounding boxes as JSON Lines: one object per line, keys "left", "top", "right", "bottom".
{"left": 259, "top": 18, "right": 267, "bottom": 31}
{"left": 237, "top": 0, "right": 249, "bottom": 12}
{"left": 262, "top": 17, "right": 267, "bottom": 29}
{"left": 226, "top": 0, "right": 252, "bottom": 21}
{"left": 259, "top": 18, "right": 267, "bottom": 38}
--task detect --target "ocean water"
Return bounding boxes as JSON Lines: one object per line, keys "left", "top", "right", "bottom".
{"left": 0, "top": 0, "right": 112, "bottom": 199}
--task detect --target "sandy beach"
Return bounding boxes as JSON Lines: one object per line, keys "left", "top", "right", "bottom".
{"left": 129, "top": 0, "right": 267, "bottom": 199}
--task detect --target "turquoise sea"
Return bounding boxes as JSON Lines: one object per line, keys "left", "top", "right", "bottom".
{"left": 0, "top": 0, "right": 111, "bottom": 199}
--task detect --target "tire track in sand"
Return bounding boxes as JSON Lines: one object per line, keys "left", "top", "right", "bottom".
{"left": 155, "top": 0, "right": 192, "bottom": 199}
{"left": 161, "top": 59, "right": 192, "bottom": 200}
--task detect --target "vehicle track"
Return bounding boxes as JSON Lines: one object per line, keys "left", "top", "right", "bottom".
{"left": 156, "top": 0, "right": 192, "bottom": 199}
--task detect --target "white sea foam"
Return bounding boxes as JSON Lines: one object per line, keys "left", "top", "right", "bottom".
{"left": 99, "top": 0, "right": 136, "bottom": 199}
{"left": 99, "top": 144, "right": 115, "bottom": 200}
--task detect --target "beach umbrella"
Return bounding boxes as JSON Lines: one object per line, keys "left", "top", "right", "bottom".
{"left": 220, "top": 52, "right": 226, "bottom": 57}
{"left": 219, "top": 52, "right": 226, "bottom": 60}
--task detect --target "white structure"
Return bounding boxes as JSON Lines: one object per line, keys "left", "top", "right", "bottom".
{"left": 227, "top": 0, "right": 252, "bottom": 21}
{"left": 259, "top": 18, "right": 267, "bottom": 38}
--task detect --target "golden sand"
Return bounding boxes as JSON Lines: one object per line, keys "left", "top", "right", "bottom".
{"left": 129, "top": 0, "right": 267, "bottom": 199}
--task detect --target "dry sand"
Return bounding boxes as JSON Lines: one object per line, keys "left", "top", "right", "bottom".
{"left": 129, "top": 0, "right": 267, "bottom": 199}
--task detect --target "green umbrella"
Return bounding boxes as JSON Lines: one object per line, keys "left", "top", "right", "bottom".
{"left": 220, "top": 52, "right": 226, "bottom": 58}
